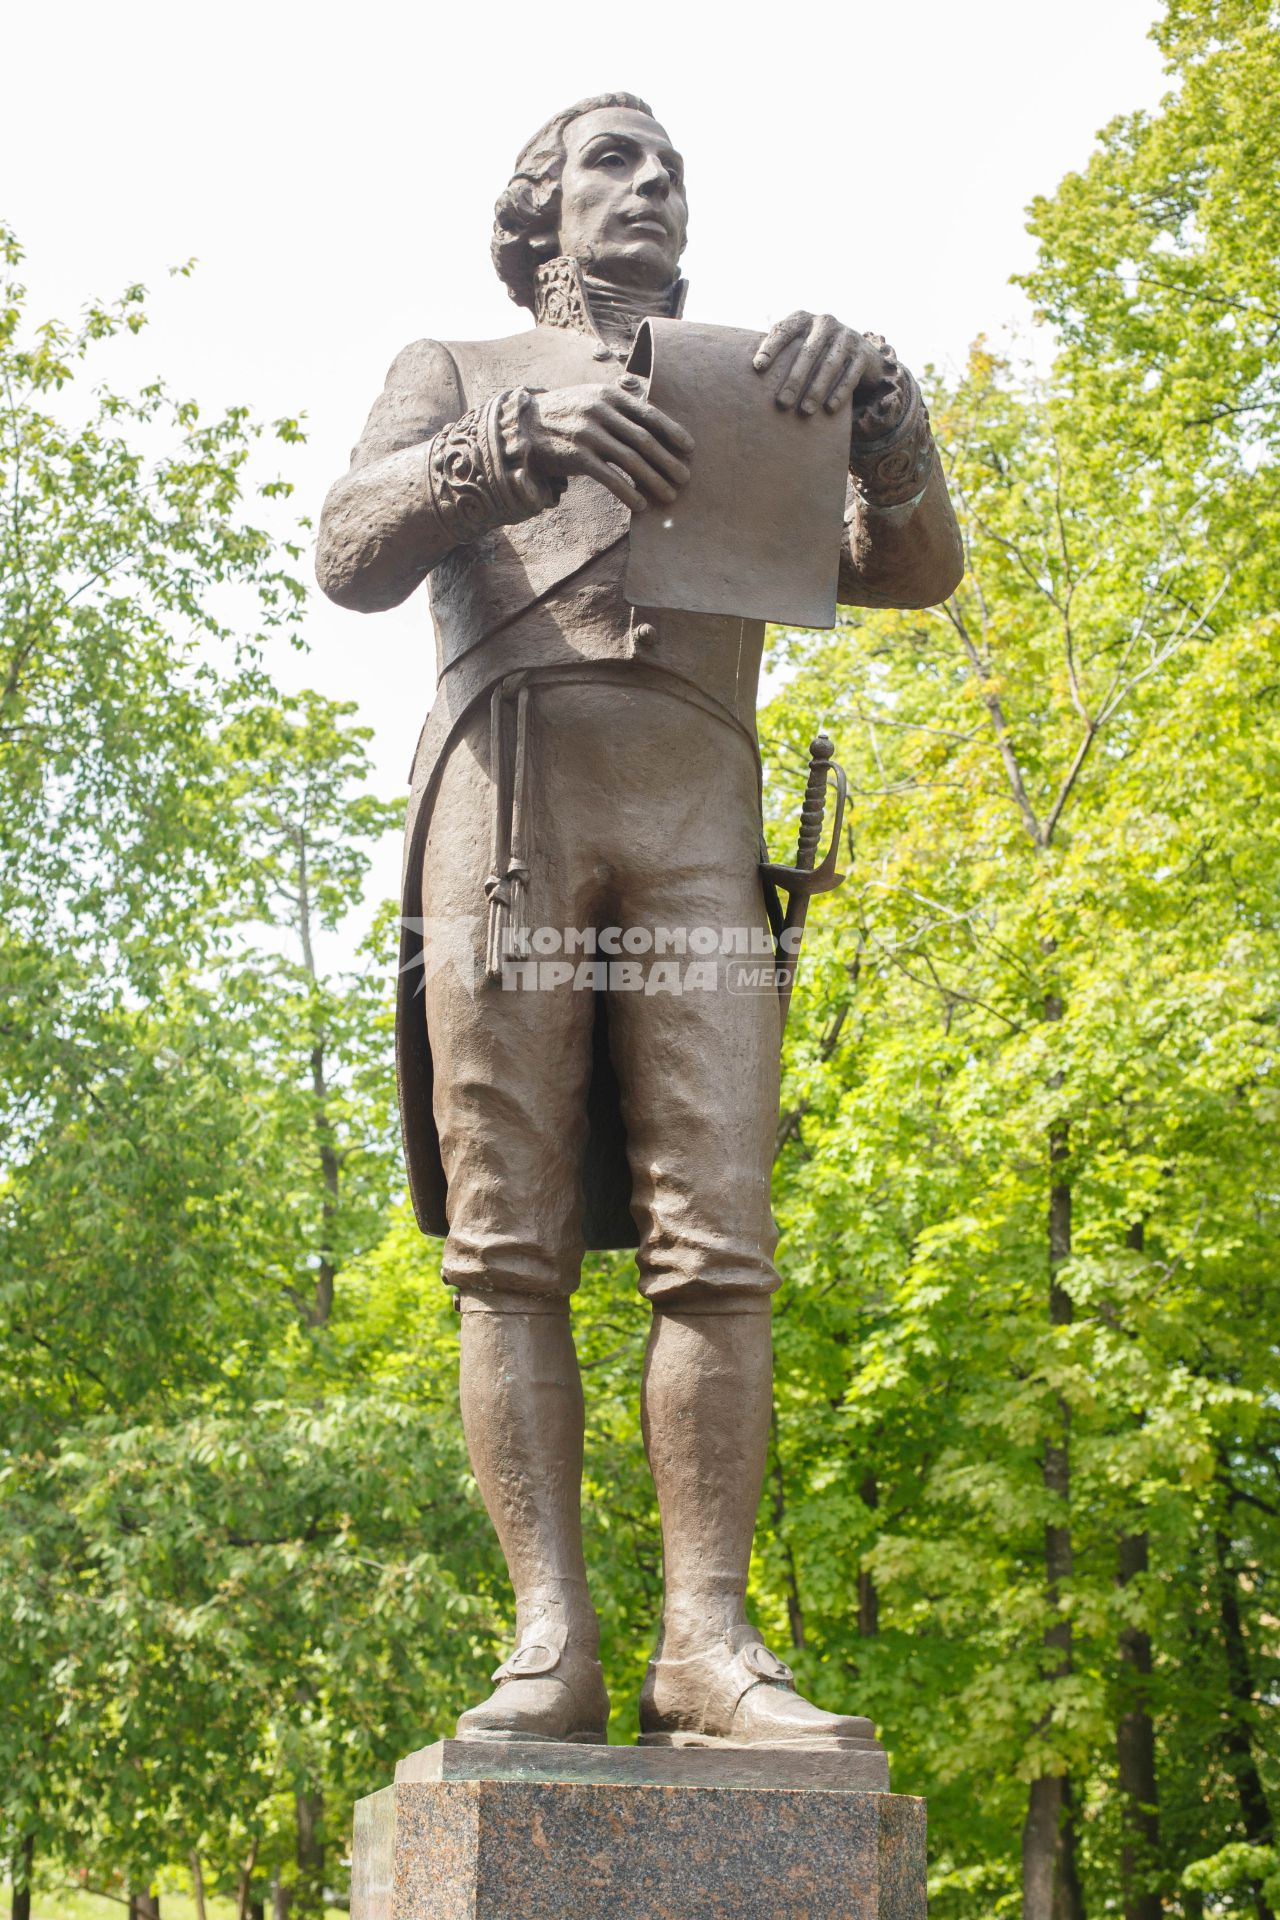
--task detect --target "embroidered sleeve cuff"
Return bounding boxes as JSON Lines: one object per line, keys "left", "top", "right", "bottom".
{"left": 848, "top": 363, "right": 936, "bottom": 510}
{"left": 424, "top": 388, "right": 561, "bottom": 544}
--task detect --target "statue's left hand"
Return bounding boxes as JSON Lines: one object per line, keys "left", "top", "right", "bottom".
{"left": 752, "top": 312, "right": 892, "bottom": 417}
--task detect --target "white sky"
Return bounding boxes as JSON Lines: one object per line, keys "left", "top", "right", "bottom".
{"left": 3, "top": 0, "right": 1168, "bottom": 920}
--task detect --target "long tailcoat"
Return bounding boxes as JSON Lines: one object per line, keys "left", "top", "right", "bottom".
{"left": 316, "top": 265, "right": 964, "bottom": 1248}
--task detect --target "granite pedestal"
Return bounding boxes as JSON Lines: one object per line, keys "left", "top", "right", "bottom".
{"left": 352, "top": 1740, "right": 925, "bottom": 1920}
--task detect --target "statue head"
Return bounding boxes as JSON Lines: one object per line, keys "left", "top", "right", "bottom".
{"left": 492, "top": 93, "right": 689, "bottom": 310}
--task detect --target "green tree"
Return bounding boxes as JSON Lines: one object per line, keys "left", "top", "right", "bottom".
{"left": 5, "top": 5, "right": 1279, "bottom": 1912}
{"left": 758, "top": 338, "right": 1277, "bottom": 1914}
{"left": 0, "top": 221, "right": 306, "bottom": 1911}
{"left": 754, "top": 16, "right": 1280, "bottom": 1874}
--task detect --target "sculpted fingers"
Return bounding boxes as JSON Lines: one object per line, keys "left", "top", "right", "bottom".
{"left": 611, "top": 387, "right": 695, "bottom": 457}
{"left": 825, "top": 347, "right": 875, "bottom": 418}
{"left": 603, "top": 407, "right": 692, "bottom": 488}
{"left": 524, "top": 383, "right": 692, "bottom": 505}
{"left": 752, "top": 311, "right": 810, "bottom": 374}
{"left": 775, "top": 315, "right": 842, "bottom": 412}
{"left": 584, "top": 427, "right": 681, "bottom": 505}
{"left": 576, "top": 450, "right": 649, "bottom": 512}
{"left": 800, "top": 333, "right": 861, "bottom": 415}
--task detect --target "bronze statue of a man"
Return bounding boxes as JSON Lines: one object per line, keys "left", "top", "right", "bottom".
{"left": 317, "top": 92, "right": 962, "bottom": 1749}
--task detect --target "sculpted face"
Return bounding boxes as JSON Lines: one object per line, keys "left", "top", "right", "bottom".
{"left": 555, "top": 106, "right": 688, "bottom": 290}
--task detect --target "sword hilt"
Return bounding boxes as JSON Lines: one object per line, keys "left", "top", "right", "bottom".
{"left": 760, "top": 731, "right": 850, "bottom": 1035}
{"left": 759, "top": 732, "right": 848, "bottom": 898}
{"left": 795, "top": 734, "right": 835, "bottom": 872}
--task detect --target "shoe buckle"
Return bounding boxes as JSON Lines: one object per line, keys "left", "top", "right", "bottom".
{"left": 742, "top": 1643, "right": 794, "bottom": 1685}
{"left": 491, "top": 1641, "right": 559, "bottom": 1683}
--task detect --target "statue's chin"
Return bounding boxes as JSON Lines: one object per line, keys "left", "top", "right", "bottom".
{"left": 581, "top": 239, "right": 680, "bottom": 294}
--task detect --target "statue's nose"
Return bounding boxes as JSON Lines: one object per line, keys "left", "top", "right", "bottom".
{"left": 635, "top": 156, "right": 670, "bottom": 200}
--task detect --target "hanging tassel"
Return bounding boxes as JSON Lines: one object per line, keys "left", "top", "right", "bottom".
{"left": 483, "top": 680, "right": 531, "bottom": 982}
{"left": 504, "top": 682, "right": 531, "bottom": 954}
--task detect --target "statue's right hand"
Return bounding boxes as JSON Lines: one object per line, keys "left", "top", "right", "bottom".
{"left": 525, "top": 379, "right": 694, "bottom": 513}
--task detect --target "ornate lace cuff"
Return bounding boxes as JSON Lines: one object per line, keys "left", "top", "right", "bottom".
{"left": 425, "top": 388, "right": 560, "bottom": 543}
{"left": 848, "top": 360, "right": 936, "bottom": 510}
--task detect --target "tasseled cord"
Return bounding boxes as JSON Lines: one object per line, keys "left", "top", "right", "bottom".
{"left": 484, "top": 678, "right": 531, "bottom": 981}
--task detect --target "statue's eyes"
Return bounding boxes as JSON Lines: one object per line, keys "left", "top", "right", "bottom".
{"left": 597, "top": 151, "right": 627, "bottom": 169}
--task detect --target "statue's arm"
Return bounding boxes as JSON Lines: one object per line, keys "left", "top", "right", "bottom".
{"left": 315, "top": 340, "right": 562, "bottom": 613}
{"left": 836, "top": 363, "right": 964, "bottom": 611}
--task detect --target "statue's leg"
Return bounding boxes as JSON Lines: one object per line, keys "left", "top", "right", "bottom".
{"left": 420, "top": 711, "right": 606, "bottom": 1743}
{"left": 607, "top": 718, "right": 874, "bottom": 1747}
{"left": 453, "top": 1297, "right": 608, "bottom": 1742}
{"left": 635, "top": 1304, "right": 873, "bottom": 1747}
{"left": 640, "top": 1301, "right": 773, "bottom": 1657}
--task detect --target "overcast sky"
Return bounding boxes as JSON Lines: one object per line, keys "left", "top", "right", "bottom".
{"left": 3, "top": 0, "right": 1168, "bottom": 917}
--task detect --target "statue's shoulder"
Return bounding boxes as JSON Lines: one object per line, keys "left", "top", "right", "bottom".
{"left": 379, "top": 325, "right": 595, "bottom": 406}
{"left": 378, "top": 336, "right": 466, "bottom": 404}
{"left": 350, "top": 325, "right": 598, "bottom": 470}
{"left": 347, "top": 339, "right": 468, "bottom": 469}
{"left": 438, "top": 325, "right": 606, "bottom": 400}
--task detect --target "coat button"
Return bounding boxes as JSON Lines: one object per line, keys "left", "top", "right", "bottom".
{"left": 592, "top": 343, "right": 612, "bottom": 361}
{"left": 634, "top": 622, "right": 657, "bottom": 644}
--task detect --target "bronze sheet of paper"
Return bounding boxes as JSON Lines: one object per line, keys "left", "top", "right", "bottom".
{"left": 623, "top": 317, "right": 850, "bottom": 629}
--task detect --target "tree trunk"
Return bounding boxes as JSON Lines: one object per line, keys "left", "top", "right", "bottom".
{"left": 309, "top": 1042, "right": 338, "bottom": 1327}
{"left": 1056, "top": 1778, "right": 1086, "bottom": 1920}
{"left": 130, "top": 1892, "right": 160, "bottom": 1920}
{"left": 295, "top": 1786, "right": 325, "bottom": 1920}
{"left": 271, "top": 1881, "right": 290, "bottom": 1920}
{"left": 857, "top": 1472, "right": 879, "bottom": 1638}
{"left": 296, "top": 833, "right": 339, "bottom": 1330}
{"left": 1024, "top": 1776, "right": 1065, "bottom": 1919}
{"left": 768, "top": 1400, "right": 806, "bottom": 1649}
{"left": 1117, "top": 1530, "right": 1162, "bottom": 1920}
{"left": 1213, "top": 1521, "right": 1275, "bottom": 1920}
{"left": 235, "top": 1838, "right": 260, "bottom": 1920}
{"left": 190, "top": 1855, "right": 207, "bottom": 1920}
{"left": 1024, "top": 1776, "right": 1085, "bottom": 1920}
{"left": 1023, "top": 990, "right": 1084, "bottom": 1920}
{"left": 11, "top": 1835, "right": 34, "bottom": 1920}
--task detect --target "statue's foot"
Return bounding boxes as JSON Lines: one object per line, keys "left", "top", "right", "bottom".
{"left": 455, "top": 1620, "right": 608, "bottom": 1745}
{"left": 639, "top": 1626, "right": 876, "bottom": 1750}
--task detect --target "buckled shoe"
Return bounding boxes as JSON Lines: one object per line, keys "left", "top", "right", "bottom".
{"left": 455, "top": 1617, "right": 609, "bottom": 1744}
{"left": 639, "top": 1626, "right": 877, "bottom": 1749}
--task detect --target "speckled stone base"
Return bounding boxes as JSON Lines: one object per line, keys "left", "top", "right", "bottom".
{"left": 352, "top": 1742, "right": 925, "bottom": 1920}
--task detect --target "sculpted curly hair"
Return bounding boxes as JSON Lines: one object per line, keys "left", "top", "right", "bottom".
{"left": 492, "top": 92, "right": 680, "bottom": 311}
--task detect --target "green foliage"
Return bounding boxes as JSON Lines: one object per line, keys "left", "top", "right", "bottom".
{"left": 0, "top": 229, "right": 484, "bottom": 1911}
{"left": 1183, "top": 1844, "right": 1280, "bottom": 1907}
{"left": 1, "top": 4, "right": 1278, "bottom": 1913}
{"left": 755, "top": 341, "right": 1279, "bottom": 1896}
{"left": 749, "top": 4, "right": 1280, "bottom": 1905}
